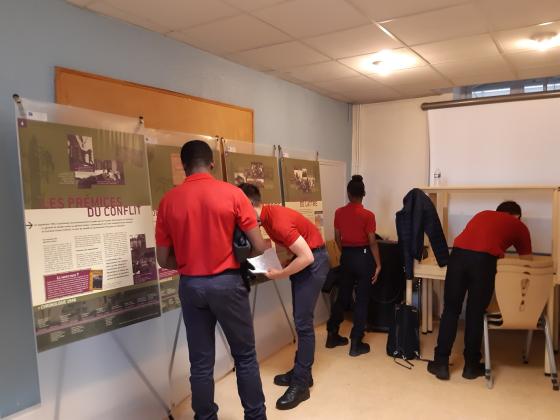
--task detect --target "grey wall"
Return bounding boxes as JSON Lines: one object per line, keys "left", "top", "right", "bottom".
{"left": 0, "top": 0, "right": 352, "bottom": 417}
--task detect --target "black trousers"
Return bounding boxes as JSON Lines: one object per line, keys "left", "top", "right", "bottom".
{"left": 434, "top": 248, "right": 497, "bottom": 365}
{"left": 290, "top": 248, "right": 329, "bottom": 386}
{"left": 179, "top": 272, "right": 266, "bottom": 420}
{"left": 327, "top": 247, "right": 375, "bottom": 340}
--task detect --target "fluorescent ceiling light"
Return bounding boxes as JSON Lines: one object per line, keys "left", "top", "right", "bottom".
{"left": 365, "top": 50, "right": 418, "bottom": 75}
{"left": 517, "top": 31, "right": 560, "bottom": 51}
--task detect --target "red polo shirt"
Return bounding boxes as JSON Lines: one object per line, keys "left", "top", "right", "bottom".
{"left": 454, "top": 210, "right": 532, "bottom": 258}
{"left": 155, "top": 173, "right": 258, "bottom": 276}
{"left": 334, "top": 202, "right": 376, "bottom": 247}
{"left": 260, "top": 205, "right": 324, "bottom": 250}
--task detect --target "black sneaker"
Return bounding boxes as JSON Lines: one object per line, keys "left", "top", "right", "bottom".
{"left": 462, "top": 362, "right": 485, "bottom": 380}
{"left": 326, "top": 332, "right": 349, "bottom": 348}
{"left": 427, "top": 360, "right": 450, "bottom": 380}
{"left": 273, "top": 370, "right": 313, "bottom": 387}
{"left": 349, "top": 339, "right": 370, "bottom": 357}
{"left": 275, "top": 385, "right": 310, "bottom": 410}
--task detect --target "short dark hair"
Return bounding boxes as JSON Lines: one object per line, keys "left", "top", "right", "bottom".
{"left": 347, "top": 174, "right": 365, "bottom": 198}
{"left": 180, "top": 140, "right": 213, "bottom": 173}
{"left": 239, "top": 183, "right": 261, "bottom": 205}
{"left": 496, "top": 201, "right": 522, "bottom": 217}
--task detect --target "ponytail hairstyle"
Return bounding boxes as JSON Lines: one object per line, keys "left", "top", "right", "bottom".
{"left": 347, "top": 175, "right": 365, "bottom": 198}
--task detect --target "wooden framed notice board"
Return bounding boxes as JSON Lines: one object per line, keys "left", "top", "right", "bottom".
{"left": 55, "top": 67, "right": 254, "bottom": 142}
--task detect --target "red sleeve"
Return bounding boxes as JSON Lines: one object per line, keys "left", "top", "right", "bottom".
{"left": 334, "top": 209, "right": 341, "bottom": 230}
{"left": 155, "top": 197, "right": 172, "bottom": 247}
{"left": 365, "top": 211, "right": 376, "bottom": 234}
{"left": 235, "top": 190, "right": 258, "bottom": 232}
{"left": 513, "top": 221, "right": 532, "bottom": 255}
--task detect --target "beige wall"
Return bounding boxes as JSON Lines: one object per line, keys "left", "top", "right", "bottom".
{"left": 353, "top": 94, "right": 452, "bottom": 240}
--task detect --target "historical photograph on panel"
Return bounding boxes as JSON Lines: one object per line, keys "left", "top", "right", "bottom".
{"left": 225, "top": 152, "right": 282, "bottom": 205}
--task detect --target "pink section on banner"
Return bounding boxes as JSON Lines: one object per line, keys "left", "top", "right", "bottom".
{"left": 159, "top": 267, "right": 178, "bottom": 280}
{"left": 45, "top": 269, "right": 91, "bottom": 300}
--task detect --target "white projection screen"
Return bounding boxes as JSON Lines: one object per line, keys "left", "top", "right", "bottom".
{"left": 428, "top": 97, "right": 560, "bottom": 253}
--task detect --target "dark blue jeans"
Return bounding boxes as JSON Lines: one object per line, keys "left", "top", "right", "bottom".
{"left": 290, "top": 248, "right": 329, "bottom": 386}
{"left": 179, "top": 272, "right": 266, "bottom": 420}
{"left": 327, "top": 246, "right": 375, "bottom": 339}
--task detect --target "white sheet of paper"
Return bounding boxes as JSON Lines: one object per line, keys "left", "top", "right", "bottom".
{"left": 247, "top": 248, "right": 282, "bottom": 274}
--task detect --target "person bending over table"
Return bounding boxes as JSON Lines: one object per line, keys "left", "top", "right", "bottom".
{"left": 325, "top": 175, "right": 382, "bottom": 357}
{"left": 428, "top": 201, "right": 532, "bottom": 381}
{"left": 239, "top": 183, "right": 329, "bottom": 411}
{"left": 156, "top": 141, "right": 269, "bottom": 420}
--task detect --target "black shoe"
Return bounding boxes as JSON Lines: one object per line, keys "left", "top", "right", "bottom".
{"left": 326, "top": 332, "right": 349, "bottom": 348}
{"left": 427, "top": 360, "right": 450, "bottom": 380}
{"left": 462, "top": 362, "right": 485, "bottom": 380}
{"left": 275, "top": 385, "right": 310, "bottom": 410}
{"left": 349, "top": 339, "right": 370, "bottom": 357}
{"left": 273, "top": 370, "right": 313, "bottom": 387}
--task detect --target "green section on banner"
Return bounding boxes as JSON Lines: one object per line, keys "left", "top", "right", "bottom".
{"left": 18, "top": 119, "right": 150, "bottom": 210}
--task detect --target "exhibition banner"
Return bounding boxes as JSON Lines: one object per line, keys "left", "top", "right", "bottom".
{"left": 146, "top": 133, "right": 222, "bottom": 312}
{"left": 224, "top": 151, "right": 282, "bottom": 205}
{"left": 18, "top": 117, "right": 161, "bottom": 351}
{"left": 281, "top": 158, "right": 324, "bottom": 238}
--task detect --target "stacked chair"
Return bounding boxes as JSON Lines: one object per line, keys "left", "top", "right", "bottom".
{"left": 483, "top": 258, "right": 558, "bottom": 390}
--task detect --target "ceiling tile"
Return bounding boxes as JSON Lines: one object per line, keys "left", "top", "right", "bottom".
{"left": 339, "top": 49, "right": 425, "bottom": 75}
{"left": 231, "top": 41, "right": 329, "bottom": 70}
{"left": 476, "top": 0, "right": 560, "bottom": 32}
{"left": 312, "top": 75, "right": 387, "bottom": 93}
{"left": 506, "top": 47, "right": 560, "bottom": 70}
{"left": 253, "top": 0, "right": 370, "bottom": 38}
{"left": 285, "top": 61, "right": 359, "bottom": 82}
{"left": 222, "top": 0, "right": 288, "bottom": 12}
{"left": 433, "top": 55, "right": 513, "bottom": 78}
{"left": 368, "top": 66, "right": 450, "bottom": 86}
{"left": 413, "top": 34, "right": 500, "bottom": 64}
{"left": 347, "top": 90, "right": 404, "bottom": 104}
{"left": 88, "top": 1, "right": 170, "bottom": 33}
{"left": 393, "top": 82, "right": 452, "bottom": 98}
{"left": 450, "top": 72, "right": 516, "bottom": 86}
{"left": 495, "top": 21, "right": 560, "bottom": 54}
{"left": 168, "top": 15, "right": 290, "bottom": 54}
{"left": 304, "top": 24, "right": 402, "bottom": 59}
{"left": 346, "top": 0, "right": 467, "bottom": 22}
{"left": 516, "top": 65, "right": 560, "bottom": 79}
{"left": 312, "top": 77, "right": 403, "bottom": 105}
{"left": 100, "top": 0, "right": 239, "bottom": 31}
{"left": 382, "top": 4, "right": 488, "bottom": 45}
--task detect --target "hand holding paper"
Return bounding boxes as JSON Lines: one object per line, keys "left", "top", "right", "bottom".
{"left": 247, "top": 248, "right": 282, "bottom": 275}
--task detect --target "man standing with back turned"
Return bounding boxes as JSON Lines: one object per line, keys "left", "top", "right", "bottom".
{"left": 156, "top": 140, "right": 268, "bottom": 420}
{"left": 428, "top": 201, "right": 532, "bottom": 381}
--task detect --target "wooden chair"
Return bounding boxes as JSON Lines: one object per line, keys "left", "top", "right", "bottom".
{"left": 325, "top": 239, "right": 341, "bottom": 268}
{"left": 483, "top": 266, "right": 558, "bottom": 390}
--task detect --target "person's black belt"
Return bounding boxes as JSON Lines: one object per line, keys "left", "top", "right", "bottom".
{"left": 312, "top": 245, "right": 326, "bottom": 252}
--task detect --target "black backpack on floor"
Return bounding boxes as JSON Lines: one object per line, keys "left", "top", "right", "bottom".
{"left": 386, "top": 304, "right": 421, "bottom": 369}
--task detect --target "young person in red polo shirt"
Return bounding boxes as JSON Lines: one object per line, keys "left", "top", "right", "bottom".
{"left": 239, "top": 183, "right": 329, "bottom": 411}
{"left": 325, "top": 175, "right": 382, "bottom": 356}
{"left": 428, "top": 201, "right": 532, "bottom": 381}
{"left": 156, "top": 140, "right": 268, "bottom": 420}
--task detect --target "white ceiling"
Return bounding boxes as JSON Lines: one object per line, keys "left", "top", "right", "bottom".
{"left": 67, "top": 0, "right": 560, "bottom": 103}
